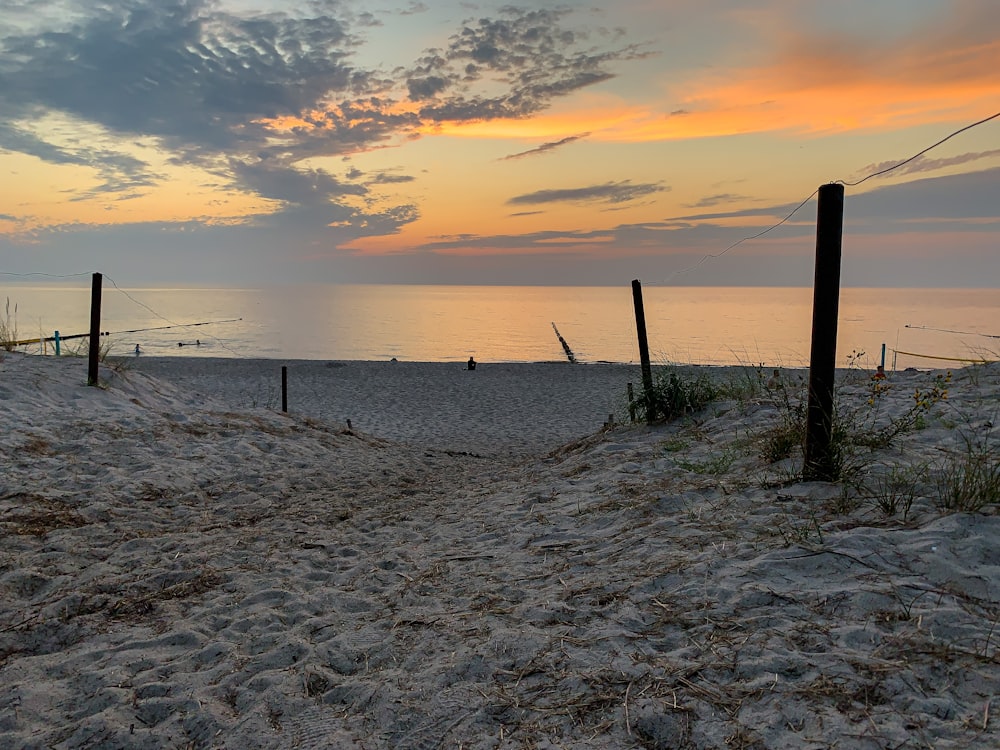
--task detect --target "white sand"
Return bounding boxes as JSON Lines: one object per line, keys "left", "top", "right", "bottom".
{"left": 1, "top": 352, "right": 998, "bottom": 749}
{"left": 128, "top": 358, "right": 641, "bottom": 458}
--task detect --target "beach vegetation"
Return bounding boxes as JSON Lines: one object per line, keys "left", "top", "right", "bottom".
{"left": 675, "top": 449, "right": 737, "bottom": 476}
{"left": 240, "top": 383, "right": 280, "bottom": 410}
{"left": 862, "top": 463, "right": 925, "bottom": 520}
{"left": 758, "top": 372, "right": 808, "bottom": 464}
{"left": 719, "top": 363, "right": 769, "bottom": 404}
{"left": 772, "top": 510, "right": 825, "bottom": 547}
{"left": 934, "top": 436, "right": 1000, "bottom": 512}
{"left": 61, "top": 336, "right": 118, "bottom": 364}
{"left": 637, "top": 367, "right": 720, "bottom": 422}
{"left": 0, "top": 297, "right": 19, "bottom": 352}
{"left": 755, "top": 369, "right": 951, "bottom": 484}
{"left": 659, "top": 436, "right": 690, "bottom": 452}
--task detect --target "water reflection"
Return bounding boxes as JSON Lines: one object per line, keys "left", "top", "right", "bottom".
{"left": 2, "top": 282, "right": 997, "bottom": 367}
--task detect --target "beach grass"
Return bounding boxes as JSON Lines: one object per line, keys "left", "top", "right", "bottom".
{"left": 0, "top": 297, "right": 18, "bottom": 352}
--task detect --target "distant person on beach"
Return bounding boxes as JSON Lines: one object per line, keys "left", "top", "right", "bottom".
{"left": 766, "top": 369, "right": 782, "bottom": 390}
{"left": 466, "top": 357, "right": 476, "bottom": 371}
{"left": 873, "top": 365, "right": 887, "bottom": 380}
{"left": 134, "top": 344, "right": 141, "bottom": 356}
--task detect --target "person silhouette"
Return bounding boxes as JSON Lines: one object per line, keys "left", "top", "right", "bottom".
{"left": 466, "top": 357, "right": 477, "bottom": 371}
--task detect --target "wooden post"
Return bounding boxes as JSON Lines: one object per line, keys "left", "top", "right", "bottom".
{"left": 631, "top": 279, "right": 656, "bottom": 423}
{"left": 281, "top": 366, "right": 288, "bottom": 413}
{"left": 54, "top": 331, "right": 60, "bottom": 357}
{"left": 803, "top": 184, "right": 845, "bottom": 481}
{"left": 87, "top": 273, "right": 102, "bottom": 386}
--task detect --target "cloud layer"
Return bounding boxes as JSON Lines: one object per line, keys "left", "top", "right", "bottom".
{"left": 0, "top": 1, "right": 636, "bottom": 239}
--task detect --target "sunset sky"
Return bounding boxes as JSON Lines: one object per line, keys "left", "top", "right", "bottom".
{"left": 1, "top": 0, "right": 998, "bottom": 287}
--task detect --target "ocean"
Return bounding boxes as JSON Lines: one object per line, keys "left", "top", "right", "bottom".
{"left": 2, "top": 282, "right": 998, "bottom": 369}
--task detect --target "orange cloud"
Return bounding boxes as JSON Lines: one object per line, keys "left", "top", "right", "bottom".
{"left": 414, "top": 9, "right": 1000, "bottom": 145}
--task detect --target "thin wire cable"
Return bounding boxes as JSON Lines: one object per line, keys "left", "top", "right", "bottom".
{"left": 837, "top": 110, "right": 1000, "bottom": 187}
{"left": 659, "top": 189, "right": 819, "bottom": 284}
{"left": 0, "top": 271, "right": 93, "bottom": 279}
{"left": 651, "top": 109, "right": 1000, "bottom": 285}
{"left": 905, "top": 323, "right": 1000, "bottom": 339}
{"left": 104, "top": 274, "right": 245, "bottom": 357}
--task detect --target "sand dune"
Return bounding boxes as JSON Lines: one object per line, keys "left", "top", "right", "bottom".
{"left": 1, "top": 352, "right": 997, "bottom": 749}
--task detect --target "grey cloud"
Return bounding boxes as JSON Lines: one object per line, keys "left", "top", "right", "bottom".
{"left": 407, "top": 76, "right": 450, "bottom": 100}
{"left": 370, "top": 172, "right": 415, "bottom": 184}
{"left": 853, "top": 149, "right": 1000, "bottom": 180}
{"left": 508, "top": 181, "right": 667, "bottom": 206}
{"left": 0, "top": 2, "right": 360, "bottom": 151}
{"left": 0, "top": 123, "right": 161, "bottom": 199}
{"left": 0, "top": 1, "right": 639, "bottom": 248}
{"left": 230, "top": 161, "right": 365, "bottom": 207}
{"left": 411, "top": 8, "right": 641, "bottom": 120}
{"left": 685, "top": 193, "right": 756, "bottom": 209}
{"left": 398, "top": 3, "right": 430, "bottom": 16}
{"left": 502, "top": 133, "right": 590, "bottom": 160}
{"left": 420, "top": 168, "right": 1000, "bottom": 261}
{"left": 0, "top": 123, "right": 88, "bottom": 166}
{"left": 69, "top": 150, "right": 163, "bottom": 201}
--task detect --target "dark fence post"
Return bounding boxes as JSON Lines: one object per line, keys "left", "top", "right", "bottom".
{"left": 87, "top": 273, "right": 102, "bottom": 386}
{"left": 281, "top": 366, "right": 288, "bottom": 413}
{"left": 631, "top": 279, "right": 656, "bottom": 423}
{"left": 803, "top": 183, "right": 845, "bottom": 481}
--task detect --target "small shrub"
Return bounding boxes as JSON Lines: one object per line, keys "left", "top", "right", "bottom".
{"left": 864, "top": 463, "right": 924, "bottom": 519}
{"left": 762, "top": 410, "right": 806, "bottom": 463}
{"left": 675, "top": 450, "right": 736, "bottom": 475}
{"left": 758, "top": 375, "right": 807, "bottom": 464}
{"left": 851, "top": 371, "right": 950, "bottom": 450}
{"left": 935, "top": 441, "right": 1000, "bottom": 512}
{"left": 643, "top": 368, "right": 719, "bottom": 422}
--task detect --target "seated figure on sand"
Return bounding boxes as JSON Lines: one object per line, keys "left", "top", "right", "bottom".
{"left": 765, "top": 368, "right": 782, "bottom": 390}
{"left": 467, "top": 357, "right": 476, "bottom": 371}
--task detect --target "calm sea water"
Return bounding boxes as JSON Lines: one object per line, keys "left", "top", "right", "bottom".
{"left": 2, "top": 283, "right": 999, "bottom": 369}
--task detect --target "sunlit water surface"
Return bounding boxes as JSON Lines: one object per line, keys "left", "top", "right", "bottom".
{"left": 2, "top": 283, "right": 998, "bottom": 369}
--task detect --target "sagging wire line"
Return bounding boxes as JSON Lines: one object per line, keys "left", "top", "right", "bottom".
{"left": 836, "top": 110, "right": 1000, "bottom": 188}
{"left": 0, "top": 271, "right": 93, "bottom": 280}
{"left": 660, "top": 190, "right": 819, "bottom": 284}
{"left": 905, "top": 324, "right": 1000, "bottom": 339}
{"left": 104, "top": 274, "right": 246, "bottom": 357}
{"left": 650, "top": 109, "right": 1000, "bottom": 286}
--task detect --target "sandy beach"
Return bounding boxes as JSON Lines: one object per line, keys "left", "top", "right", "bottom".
{"left": 1, "top": 352, "right": 998, "bottom": 749}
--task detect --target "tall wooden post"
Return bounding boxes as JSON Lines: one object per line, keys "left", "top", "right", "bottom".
{"left": 281, "top": 366, "right": 288, "bottom": 413}
{"left": 803, "top": 184, "right": 845, "bottom": 481}
{"left": 631, "top": 279, "right": 656, "bottom": 423}
{"left": 87, "top": 273, "right": 102, "bottom": 386}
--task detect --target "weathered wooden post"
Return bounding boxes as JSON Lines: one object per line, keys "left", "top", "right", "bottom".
{"left": 281, "top": 366, "right": 288, "bottom": 413}
{"left": 87, "top": 273, "right": 102, "bottom": 386}
{"left": 803, "top": 184, "right": 845, "bottom": 481}
{"left": 54, "top": 331, "right": 60, "bottom": 356}
{"left": 631, "top": 279, "right": 656, "bottom": 423}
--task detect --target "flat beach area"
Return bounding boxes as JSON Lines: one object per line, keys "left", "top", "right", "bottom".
{"left": 128, "top": 357, "right": 644, "bottom": 458}
{"left": 1, "top": 352, "right": 998, "bottom": 749}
